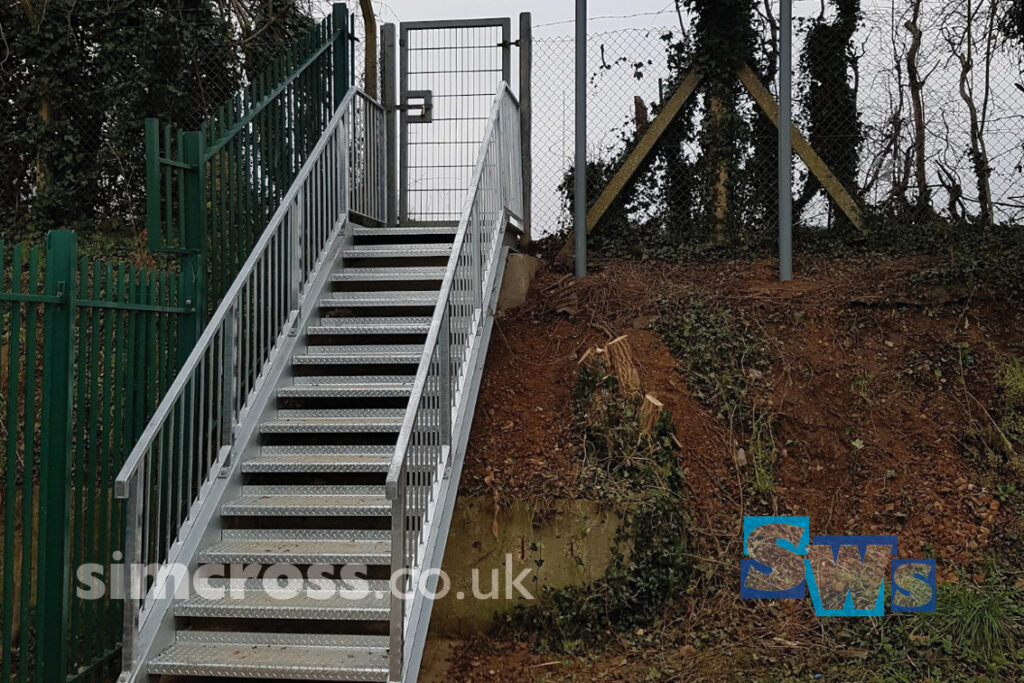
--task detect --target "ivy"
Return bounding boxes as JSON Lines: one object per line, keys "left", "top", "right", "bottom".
{"left": 500, "top": 361, "right": 691, "bottom": 653}
{"left": 0, "top": 1, "right": 313, "bottom": 244}
{"left": 795, "top": 0, "right": 863, "bottom": 234}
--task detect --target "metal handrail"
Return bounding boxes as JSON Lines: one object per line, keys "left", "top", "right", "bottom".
{"left": 385, "top": 81, "right": 522, "bottom": 680}
{"left": 115, "top": 87, "right": 380, "bottom": 497}
{"left": 114, "top": 87, "right": 384, "bottom": 674}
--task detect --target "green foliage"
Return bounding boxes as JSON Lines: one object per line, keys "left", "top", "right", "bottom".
{"left": 654, "top": 297, "right": 769, "bottom": 422}
{"left": 1002, "top": 0, "right": 1024, "bottom": 47}
{"left": 795, "top": 0, "right": 862, "bottom": 234}
{"left": 561, "top": 1, "right": 791, "bottom": 252}
{"left": 1, "top": 1, "right": 313, "bottom": 243}
{"left": 889, "top": 574, "right": 1024, "bottom": 679}
{"left": 999, "top": 357, "right": 1024, "bottom": 412}
{"left": 963, "top": 355, "right": 1024, "bottom": 482}
{"left": 501, "top": 361, "right": 690, "bottom": 653}
{"left": 654, "top": 296, "right": 778, "bottom": 495}
{"left": 796, "top": 570, "right": 1024, "bottom": 681}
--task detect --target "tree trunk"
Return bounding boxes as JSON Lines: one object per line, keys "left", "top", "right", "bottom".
{"left": 359, "top": 0, "right": 378, "bottom": 98}
{"left": 952, "top": 0, "right": 995, "bottom": 227}
{"left": 711, "top": 95, "right": 729, "bottom": 241}
{"left": 905, "top": 0, "right": 929, "bottom": 212}
{"left": 19, "top": 0, "right": 52, "bottom": 199}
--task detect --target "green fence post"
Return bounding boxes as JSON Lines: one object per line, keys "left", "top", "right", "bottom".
{"left": 333, "top": 3, "right": 350, "bottom": 107}
{"left": 179, "top": 130, "right": 206, "bottom": 367}
{"left": 144, "top": 118, "right": 162, "bottom": 253}
{"left": 36, "top": 229, "right": 76, "bottom": 683}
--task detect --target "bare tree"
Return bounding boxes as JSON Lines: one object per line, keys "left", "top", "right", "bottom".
{"left": 905, "top": 0, "right": 929, "bottom": 211}
{"left": 942, "top": 0, "right": 998, "bottom": 227}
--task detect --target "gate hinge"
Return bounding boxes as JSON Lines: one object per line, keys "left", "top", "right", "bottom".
{"left": 500, "top": 40, "right": 521, "bottom": 48}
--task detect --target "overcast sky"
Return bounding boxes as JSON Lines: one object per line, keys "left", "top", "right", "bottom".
{"left": 360, "top": 0, "right": 856, "bottom": 35}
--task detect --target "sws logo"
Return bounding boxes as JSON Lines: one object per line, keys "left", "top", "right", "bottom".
{"left": 740, "top": 516, "right": 936, "bottom": 616}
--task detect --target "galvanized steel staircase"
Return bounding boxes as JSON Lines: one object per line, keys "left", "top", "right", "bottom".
{"left": 116, "top": 76, "right": 522, "bottom": 683}
{"left": 145, "top": 225, "right": 455, "bottom": 680}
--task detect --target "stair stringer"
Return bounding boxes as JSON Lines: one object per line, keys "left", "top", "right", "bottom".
{"left": 400, "top": 239, "right": 516, "bottom": 683}
{"left": 119, "top": 217, "right": 355, "bottom": 683}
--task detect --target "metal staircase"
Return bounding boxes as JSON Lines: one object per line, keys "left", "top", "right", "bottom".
{"left": 114, "top": 70, "right": 523, "bottom": 682}
{"left": 145, "top": 226, "right": 457, "bottom": 681}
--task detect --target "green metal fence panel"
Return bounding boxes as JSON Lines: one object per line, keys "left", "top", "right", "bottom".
{"left": 145, "top": 3, "right": 351, "bottom": 321}
{"left": 0, "top": 231, "right": 188, "bottom": 683}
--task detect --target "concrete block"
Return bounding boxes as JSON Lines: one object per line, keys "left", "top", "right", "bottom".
{"left": 497, "top": 254, "right": 542, "bottom": 310}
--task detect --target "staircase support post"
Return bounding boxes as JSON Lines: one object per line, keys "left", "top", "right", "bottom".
{"left": 439, "top": 310, "right": 453, "bottom": 448}
{"left": 471, "top": 208, "right": 483, "bottom": 311}
{"left": 383, "top": 23, "right": 398, "bottom": 226}
{"left": 518, "top": 12, "right": 532, "bottom": 247}
{"left": 220, "top": 302, "right": 238, "bottom": 470}
{"left": 289, "top": 193, "right": 304, "bottom": 312}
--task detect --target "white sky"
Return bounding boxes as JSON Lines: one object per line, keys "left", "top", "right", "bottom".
{"left": 363, "top": 0, "right": 843, "bottom": 35}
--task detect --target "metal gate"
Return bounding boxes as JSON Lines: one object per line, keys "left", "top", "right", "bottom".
{"left": 399, "top": 18, "right": 511, "bottom": 226}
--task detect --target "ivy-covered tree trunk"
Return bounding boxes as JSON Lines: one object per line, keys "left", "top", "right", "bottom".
{"left": 795, "top": 0, "right": 862, "bottom": 232}
{"left": 682, "top": 0, "right": 758, "bottom": 240}
{"left": 1, "top": 0, "right": 300, "bottom": 242}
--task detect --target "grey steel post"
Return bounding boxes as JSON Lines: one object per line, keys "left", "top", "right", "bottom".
{"left": 398, "top": 24, "right": 409, "bottom": 225}
{"left": 117, "top": 466, "right": 143, "bottom": 681}
{"left": 438, "top": 309, "right": 452, "bottom": 447}
{"left": 519, "top": 12, "right": 533, "bottom": 248}
{"left": 289, "top": 195, "right": 303, "bottom": 311}
{"left": 383, "top": 23, "right": 398, "bottom": 226}
{"left": 574, "top": 0, "right": 587, "bottom": 278}
{"left": 779, "top": 0, "right": 793, "bottom": 281}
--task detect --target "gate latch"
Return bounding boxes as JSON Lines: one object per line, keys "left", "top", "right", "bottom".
{"left": 403, "top": 90, "right": 434, "bottom": 123}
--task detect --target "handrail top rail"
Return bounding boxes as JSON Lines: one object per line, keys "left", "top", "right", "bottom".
{"left": 115, "top": 87, "right": 377, "bottom": 498}
{"left": 384, "top": 81, "right": 517, "bottom": 498}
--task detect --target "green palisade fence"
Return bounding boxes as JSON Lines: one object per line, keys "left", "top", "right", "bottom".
{"left": 145, "top": 3, "right": 351, "bottom": 327}
{"left": 0, "top": 231, "right": 188, "bottom": 683}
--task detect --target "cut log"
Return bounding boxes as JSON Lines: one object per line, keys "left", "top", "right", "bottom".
{"left": 606, "top": 335, "right": 640, "bottom": 395}
{"left": 640, "top": 393, "right": 665, "bottom": 436}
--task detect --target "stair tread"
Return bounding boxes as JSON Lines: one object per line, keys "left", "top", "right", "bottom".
{"left": 331, "top": 267, "right": 447, "bottom": 282}
{"left": 301, "top": 344, "right": 423, "bottom": 356}
{"left": 149, "top": 632, "right": 389, "bottom": 681}
{"left": 343, "top": 244, "right": 452, "bottom": 257}
{"left": 260, "top": 444, "right": 394, "bottom": 455}
{"left": 290, "top": 374, "right": 416, "bottom": 386}
{"left": 248, "top": 445, "right": 393, "bottom": 473}
{"left": 200, "top": 530, "right": 390, "bottom": 564}
{"left": 275, "top": 407, "right": 406, "bottom": 419}
{"left": 353, "top": 226, "right": 457, "bottom": 237}
{"left": 307, "top": 316, "right": 432, "bottom": 333}
{"left": 320, "top": 291, "right": 438, "bottom": 306}
{"left": 222, "top": 486, "right": 389, "bottom": 517}
{"left": 242, "top": 452, "right": 392, "bottom": 473}
{"left": 174, "top": 578, "right": 390, "bottom": 620}
{"left": 292, "top": 345, "right": 424, "bottom": 365}
{"left": 260, "top": 407, "right": 404, "bottom": 433}
{"left": 277, "top": 382, "right": 412, "bottom": 399}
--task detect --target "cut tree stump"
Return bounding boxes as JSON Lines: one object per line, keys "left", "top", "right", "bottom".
{"left": 606, "top": 335, "right": 640, "bottom": 395}
{"left": 640, "top": 393, "right": 665, "bottom": 436}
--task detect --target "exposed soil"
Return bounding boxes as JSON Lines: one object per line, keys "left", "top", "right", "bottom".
{"left": 436, "top": 253, "right": 1024, "bottom": 681}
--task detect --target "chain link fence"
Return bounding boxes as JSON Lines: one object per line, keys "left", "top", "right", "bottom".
{"left": 530, "top": 2, "right": 1024, "bottom": 246}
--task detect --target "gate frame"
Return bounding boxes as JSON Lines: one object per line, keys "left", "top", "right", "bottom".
{"left": 397, "top": 18, "right": 512, "bottom": 226}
